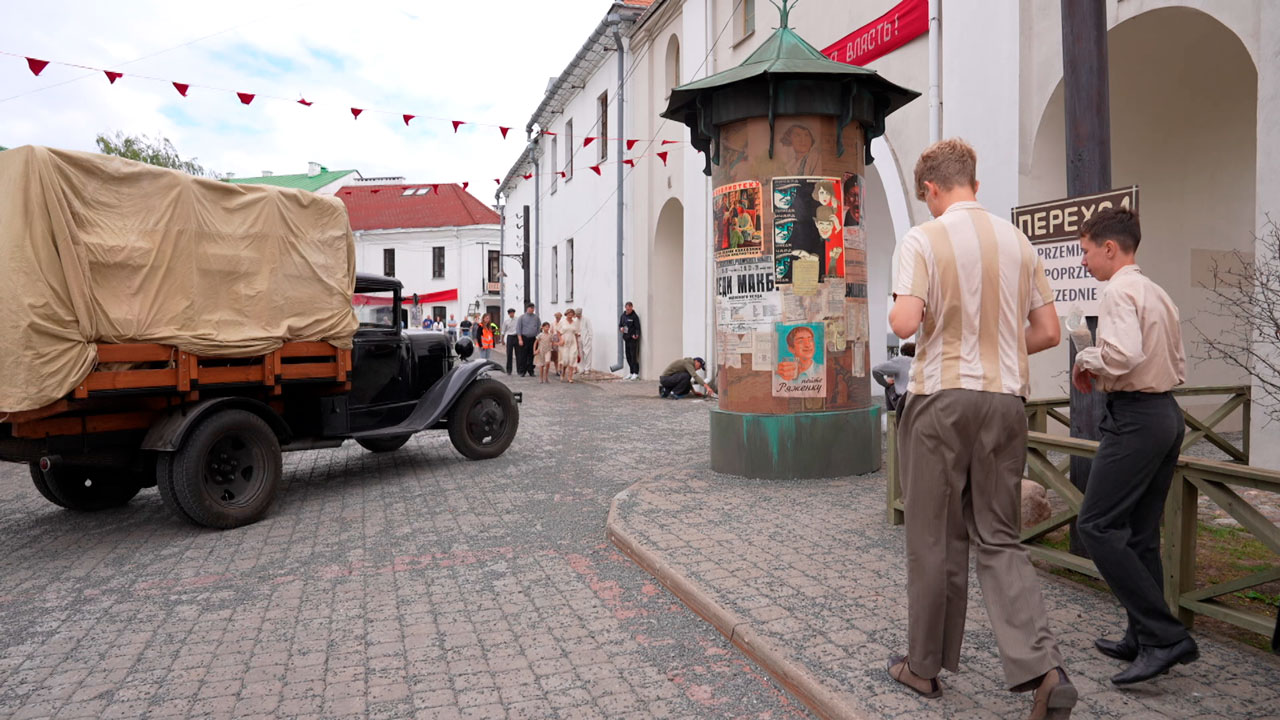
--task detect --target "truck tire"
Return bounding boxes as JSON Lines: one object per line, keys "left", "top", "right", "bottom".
{"left": 167, "top": 409, "right": 283, "bottom": 529}
{"left": 34, "top": 464, "right": 141, "bottom": 511}
{"left": 447, "top": 379, "right": 519, "bottom": 460}
{"left": 28, "top": 463, "right": 66, "bottom": 508}
{"left": 155, "top": 453, "right": 197, "bottom": 524}
{"left": 356, "top": 435, "right": 412, "bottom": 453}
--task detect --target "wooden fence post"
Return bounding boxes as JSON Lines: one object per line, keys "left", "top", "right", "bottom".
{"left": 1162, "top": 468, "right": 1199, "bottom": 628}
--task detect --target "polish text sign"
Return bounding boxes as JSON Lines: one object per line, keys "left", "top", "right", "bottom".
{"left": 1012, "top": 186, "right": 1139, "bottom": 315}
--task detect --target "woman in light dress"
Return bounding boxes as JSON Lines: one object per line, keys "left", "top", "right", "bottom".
{"left": 556, "top": 309, "right": 580, "bottom": 383}
{"left": 575, "top": 307, "right": 593, "bottom": 374}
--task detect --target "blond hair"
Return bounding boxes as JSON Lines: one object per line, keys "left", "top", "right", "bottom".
{"left": 913, "top": 138, "right": 977, "bottom": 201}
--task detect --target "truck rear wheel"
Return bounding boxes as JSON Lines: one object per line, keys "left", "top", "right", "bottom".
{"left": 447, "top": 379, "right": 519, "bottom": 460}
{"left": 356, "top": 435, "right": 412, "bottom": 453}
{"left": 164, "top": 409, "right": 283, "bottom": 529}
{"left": 30, "top": 463, "right": 141, "bottom": 511}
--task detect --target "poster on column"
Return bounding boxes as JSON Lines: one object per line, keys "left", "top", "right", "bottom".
{"left": 712, "top": 181, "right": 764, "bottom": 260}
{"left": 773, "top": 322, "right": 826, "bottom": 398}
{"left": 772, "top": 176, "right": 845, "bottom": 284}
{"left": 842, "top": 173, "right": 863, "bottom": 228}
{"left": 715, "top": 258, "right": 780, "bottom": 333}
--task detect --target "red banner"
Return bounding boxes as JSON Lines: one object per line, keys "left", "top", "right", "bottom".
{"left": 822, "top": 0, "right": 928, "bottom": 68}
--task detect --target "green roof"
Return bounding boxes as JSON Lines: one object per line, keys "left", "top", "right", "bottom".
{"left": 228, "top": 169, "right": 357, "bottom": 192}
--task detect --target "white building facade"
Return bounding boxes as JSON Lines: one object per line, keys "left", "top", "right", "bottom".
{"left": 502, "top": 0, "right": 1279, "bottom": 466}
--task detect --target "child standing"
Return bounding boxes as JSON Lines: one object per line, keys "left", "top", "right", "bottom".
{"left": 533, "top": 322, "right": 554, "bottom": 383}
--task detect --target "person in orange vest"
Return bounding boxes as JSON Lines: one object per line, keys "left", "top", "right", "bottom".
{"left": 475, "top": 313, "right": 499, "bottom": 361}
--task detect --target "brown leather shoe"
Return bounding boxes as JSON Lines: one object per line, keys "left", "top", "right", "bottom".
{"left": 1028, "top": 667, "right": 1077, "bottom": 720}
{"left": 886, "top": 654, "right": 942, "bottom": 699}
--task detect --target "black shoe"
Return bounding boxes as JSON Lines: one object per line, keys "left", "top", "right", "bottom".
{"left": 658, "top": 386, "right": 669, "bottom": 398}
{"left": 1095, "top": 636, "right": 1139, "bottom": 662}
{"left": 1111, "top": 637, "right": 1199, "bottom": 685}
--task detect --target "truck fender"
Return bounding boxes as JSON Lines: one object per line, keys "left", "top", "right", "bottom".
{"left": 141, "top": 397, "right": 293, "bottom": 451}
{"left": 348, "top": 360, "right": 510, "bottom": 439}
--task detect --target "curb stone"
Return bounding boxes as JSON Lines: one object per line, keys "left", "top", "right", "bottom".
{"left": 606, "top": 481, "right": 870, "bottom": 720}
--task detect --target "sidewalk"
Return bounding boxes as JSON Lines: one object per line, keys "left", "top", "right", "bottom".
{"left": 606, "top": 461, "right": 1280, "bottom": 719}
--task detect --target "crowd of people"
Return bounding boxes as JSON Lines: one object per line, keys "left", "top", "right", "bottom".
{"left": 496, "top": 304, "right": 595, "bottom": 382}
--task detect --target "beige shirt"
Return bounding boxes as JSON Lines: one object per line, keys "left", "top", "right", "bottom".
{"left": 1076, "top": 265, "right": 1185, "bottom": 393}
{"left": 893, "top": 201, "right": 1054, "bottom": 398}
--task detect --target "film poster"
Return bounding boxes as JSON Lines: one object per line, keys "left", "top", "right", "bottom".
{"left": 715, "top": 258, "right": 780, "bottom": 334}
{"left": 842, "top": 172, "right": 863, "bottom": 228}
{"left": 773, "top": 321, "right": 826, "bottom": 398}
{"left": 713, "top": 181, "right": 764, "bottom": 260}
{"left": 772, "top": 176, "right": 845, "bottom": 285}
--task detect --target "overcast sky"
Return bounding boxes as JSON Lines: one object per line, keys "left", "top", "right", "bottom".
{"left": 0, "top": 0, "right": 616, "bottom": 194}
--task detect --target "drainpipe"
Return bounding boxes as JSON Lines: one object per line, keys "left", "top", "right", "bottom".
{"left": 608, "top": 15, "right": 627, "bottom": 373}
{"left": 532, "top": 136, "right": 542, "bottom": 311}
{"left": 928, "top": 0, "right": 942, "bottom": 142}
{"left": 496, "top": 195, "right": 505, "bottom": 316}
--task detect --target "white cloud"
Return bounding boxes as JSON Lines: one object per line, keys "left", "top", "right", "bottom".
{"left": 0, "top": 0, "right": 617, "bottom": 196}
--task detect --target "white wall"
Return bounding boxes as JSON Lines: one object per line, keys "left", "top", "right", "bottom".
{"left": 354, "top": 224, "right": 500, "bottom": 324}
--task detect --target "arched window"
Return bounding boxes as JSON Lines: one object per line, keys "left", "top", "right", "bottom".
{"left": 664, "top": 35, "right": 680, "bottom": 98}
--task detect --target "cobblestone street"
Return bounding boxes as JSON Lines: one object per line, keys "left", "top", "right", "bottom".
{"left": 0, "top": 375, "right": 804, "bottom": 720}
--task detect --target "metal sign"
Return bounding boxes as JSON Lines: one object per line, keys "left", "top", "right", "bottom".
{"left": 1012, "top": 186, "right": 1138, "bottom": 315}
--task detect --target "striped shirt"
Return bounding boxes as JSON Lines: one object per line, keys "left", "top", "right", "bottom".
{"left": 893, "top": 201, "right": 1054, "bottom": 398}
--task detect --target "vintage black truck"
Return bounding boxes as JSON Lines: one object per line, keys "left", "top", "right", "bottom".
{"left": 0, "top": 272, "right": 519, "bottom": 529}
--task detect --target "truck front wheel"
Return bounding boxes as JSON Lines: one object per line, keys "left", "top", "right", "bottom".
{"left": 447, "top": 379, "right": 519, "bottom": 460}
{"left": 29, "top": 463, "right": 141, "bottom": 511}
{"left": 162, "top": 409, "right": 283, "bottom": 529}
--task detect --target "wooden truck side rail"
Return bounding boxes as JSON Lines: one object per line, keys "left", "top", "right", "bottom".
{"left": 5, "top": 341, "right": 351, "bottom": 440}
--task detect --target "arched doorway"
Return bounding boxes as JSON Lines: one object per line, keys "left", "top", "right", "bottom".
{"left": 1022, "top": 6, "right": 1257, "bottom": 400}
{"left": 650, "top": 198, "right": 684, "bottom": 378}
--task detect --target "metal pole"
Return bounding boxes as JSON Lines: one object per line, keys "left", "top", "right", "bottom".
{"left": 928, "top": 0, "right": 941, "bottom": 142}
{"left": 1061, "top": 0, "right": 1111, "bottom": 556}
{"left": 609, "top": 18, "right": 627, "bottom": 373}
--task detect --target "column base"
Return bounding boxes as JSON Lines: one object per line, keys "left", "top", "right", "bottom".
{"left": 710, "top": 407, "right": 882, "bottom": 479}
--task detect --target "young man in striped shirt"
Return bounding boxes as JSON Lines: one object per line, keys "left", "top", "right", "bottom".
{"left": 887, "top": 138, "right": 1076, "bottom": 719}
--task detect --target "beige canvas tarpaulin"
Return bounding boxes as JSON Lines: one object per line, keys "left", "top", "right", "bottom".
{"left": 0, "top": 146, "right": 358, "bottom": 413}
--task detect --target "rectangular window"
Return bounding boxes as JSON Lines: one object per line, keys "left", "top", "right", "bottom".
{"left": 564, "top": 119, "right": 574, "bottom": 181}
{"left": 432, "top": 246, "right": 445, "bottom": 278}
{"left": 550, "top": 135, "right": 558, "bottom": 192}
{"left": 551, "top": 245, "right": 559, "bottom": 303}
{"left": 597, "top": 93, "right": 608, "bottom": 162}
{"left": 566, "top": 239, "right": 574, "bottom": 302}
{"left": 383, "top": 248, "right": 395, "bottom": 277}
{"left": 737, "top": 0, "right": 756, "bottom": 42}
{"left": 488, "top": 250, "right": 501, "bottom": 284}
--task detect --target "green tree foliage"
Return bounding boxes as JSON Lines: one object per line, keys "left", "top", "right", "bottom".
{"left": 94, "top": 132, "right": 211, "bottom": 176}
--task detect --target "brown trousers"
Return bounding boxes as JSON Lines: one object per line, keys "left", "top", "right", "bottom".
{"left": 898, "top": 389, "right": 1062, "bottom": 690}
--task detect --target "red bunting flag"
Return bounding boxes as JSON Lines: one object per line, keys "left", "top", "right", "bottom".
{"left": 461, "top": 182, "right": 469, "bottom": 191}
{"left": 430, "top": 184, "right": 440, "bottom": 194}
{"left": 350, "top": 108, "right": 363, "bottom": 119}
{"left": 370, "top": 188, "right": 381, "bottom": 194}
{"left": 104, "top": 71, "right": 123, "bottom": 84}
{"left": 237, "top": 92, "right": 255, "bottom": 105}
{"left": 451, "top": 120, "right": 465, "bottom": 133}
{"left": 661, "top": 140, "right": 679, "bottom": 145}
{"left": 500, "top": 127, "right": 511, "bottom": 138}
{"left": 557, "top": 171, "right": 566, "bottom": 178}
{"left": 402, "top": 114, "right": 415, "bottom": 126}
{"left": 493, "top": 179, "right": 501, "bottom": 185}
{"left": 584, "top": 137, "right": 596, "bottom": 147}
{"left": 623, "top": 159, "right": 635, "bottom": 167}
{"left": 657, "top": 151, "right": 669, "bottom": 166}
{"left": 26, "top": 58, "right": 49, "bottom": 76}
{"left": 589, "top": 165, "right": 601, "bottom": 175}
{"left": 172, "top": 82, "right": 189, "bottom": 97}
{"left": 522, "top": 173, "right": 533, "bottom": 180}
{"left": 297, "top": 98, "right": 313, "bottom": 106}
{"left": 543, "top": 131, "right": 557, "bottom": 136}
{"left": 626, "top": 139, "right": 639, "bottom": 151}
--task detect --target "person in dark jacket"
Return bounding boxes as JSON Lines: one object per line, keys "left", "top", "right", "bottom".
{"left": 618, "top": 302, "right": 642, "bottom": 380}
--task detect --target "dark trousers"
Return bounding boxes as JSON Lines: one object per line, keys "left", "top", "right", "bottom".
{"left": 1078, "top": 391, "right": 1189, "bottom": 648}
{"left": 659, "top": 371, "right": 692, "bottom": 395}
{"left": 517, "top": 335, "right": 537, "bottom": 375}
{"left": 505, "top": 335, "right": 517, "bottom": 374}
{"left": 624, "top": 337, "right": 640, "bottom": 375}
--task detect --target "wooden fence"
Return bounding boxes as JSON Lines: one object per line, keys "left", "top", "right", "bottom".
{"left": 886, "top": 385, "right": 1280, "bottom": 638}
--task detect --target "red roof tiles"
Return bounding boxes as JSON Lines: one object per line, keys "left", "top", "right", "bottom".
{"left": 337, "top": 183, "right": 499, "bottom": 231}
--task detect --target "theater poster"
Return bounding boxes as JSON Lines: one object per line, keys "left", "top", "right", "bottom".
{"left": 713, "top": 181, "right": 764, "bottom": 260}
{"left": 772, "top": 176, "right": 844, "bottom": 284}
